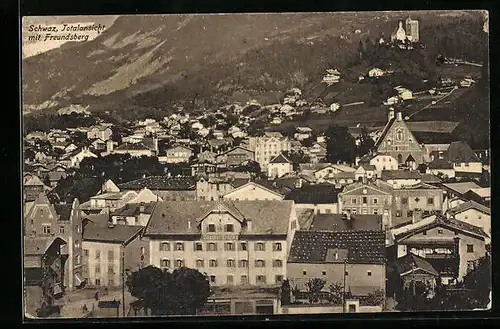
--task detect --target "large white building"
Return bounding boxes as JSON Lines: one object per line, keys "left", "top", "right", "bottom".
{"left": 144, "top": 200, "right": 299, "bottom": 286}
{"left": 248, "top": 132, "right": 291, "bottom": 172}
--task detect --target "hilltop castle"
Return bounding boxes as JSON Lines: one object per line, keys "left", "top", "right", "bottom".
{"left": 390, "top": 17, "right": 419, "bottom": 43}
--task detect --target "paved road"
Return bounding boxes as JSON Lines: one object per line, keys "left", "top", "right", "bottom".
{"left": 58, "top": 288, "right": 133, "bottom": 318}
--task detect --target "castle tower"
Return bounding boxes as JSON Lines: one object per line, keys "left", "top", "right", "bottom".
{"left": 405, "top": 17, "right": 419, "bottom": 42}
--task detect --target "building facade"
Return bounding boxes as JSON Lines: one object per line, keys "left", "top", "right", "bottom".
{"left": 248, "top": 132, "right": 291, "bottom": 172}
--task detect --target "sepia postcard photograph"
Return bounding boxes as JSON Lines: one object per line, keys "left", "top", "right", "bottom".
{"left": 21, "top": 11, "right": 491, "bottom": 319}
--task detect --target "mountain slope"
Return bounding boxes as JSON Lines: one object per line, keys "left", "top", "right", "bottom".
{"left": 22, "top": 11, "right": 487, "bottom": 119}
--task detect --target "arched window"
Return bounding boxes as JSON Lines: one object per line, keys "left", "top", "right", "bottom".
{"left": 396, "top": 128, "right": 404, "bottom": 141}
{"left": 397, "top": 154, "right": 403, "bottom": 163}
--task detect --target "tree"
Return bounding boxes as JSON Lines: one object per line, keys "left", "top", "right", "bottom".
{"left": 325, "top": 124, "right": 357, "bottom": 164}
{"left": 280, "top": 279, "right": 292, "bottom": 306}
{"left": 357, "top": 127, "right": 375, "bottom": 157}
{"left": 328, "top": 282, "right": 343, "bottom": 305}
{"left": 126, "top": 266, "right": 211, "bottom": 316}
{"left": 284, "top": 150, "right": 311, "bottom": 171}
{"left": 362, "top": 289, "right": 386, "bottom": 307}
{"left": 463, "top": 255, "right": 491, "bottom": 308}
{"left": 305, "top": 278, "right": 326, "bottom": 304}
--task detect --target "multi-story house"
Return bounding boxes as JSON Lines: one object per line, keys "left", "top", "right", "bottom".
{"left": 24, "top": 193, "right": 85, "bottom": 313}
{"left": 375, "top": 109, "right": 427, "bottom": 166}
{"left": 248, "top": 132, "right": 291, "bottom": 172}
{"left": 82, "top": 222, "right": 148, "bottom": 288}
{"left": 287, "top": 230, "right": 386, "bottom": 300}
{"left": 444, "top": 141, "right": 483, "bottom": 175}
{"left": 110, "top": 202, "right": 157, "bottom": 227}
{"left": 267, "top": 153, "right": 293, "bottom": 179}
{"left": 118, "top": 176, "right": 197, "bottom": 201}
{"left": 219, "top": 146, "right": 255, "bottom": 168}
{"left": 285, "top": 184, "right": 341, "bottom": 215}
{"left": 161, "top": 145, "right": 193, "bottom": 164}
{"left": 87, "top": 125, "right": 113, "bottom": 141}
{"left": 144, "top": 200, "right": 299, "bottom": 286}
{"left": 358, "top": 153, "right": 398, "bottom": 175}
{"left": 446, "top": 201, "right": 491, "bottom": 242}
{"left": 380, "top": 170, "right": 422, "bottom": 188}
{"left": 390, "top": 183, "right": 444, "bottom": 228}
{"left": 338, "top": 180, "right": 393, "bottom": 229}
{"left": 391, "top": 214, "right": 488, "bottom": 284}
{"left": 196, "top": 174, "right": 247, "bottom": 201}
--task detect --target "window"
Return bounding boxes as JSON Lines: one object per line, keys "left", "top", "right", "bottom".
{"left": 302, "top": 270, "right": 307, "bottom": 276}
{"left": 325, "top": 208, "right": 332, "bottom": 214}
{"left": 108, "top": 279, "right": 115, "bottom": 286}
{"left": 161, "top": 259, "right": 170, "bottom": 268}
{"left": 438, "top": 229, "right": 443, "bottom": 234}
{"left": 108, "top": 264, "right": 114, "bottom": 274}
{"left": 74, "top": 240, "right": 80, "bottom": 249}
{"left": 402, "top": 197, "right": 408, "bottom": 205}
{"left": 273, "top": 260, "right": 283, "bottom": 267}
{"left": 255, "top": 242, "right": 265, "bottom": 251}
{"left": 345, "top": 270, "right": 349, "bottom": 276}
{"left": 255, "top": 260, "right": 265, "bottom": 267}
{"left": 427, "top": 197, "right": 434, "bottom": 205}
{"left": 396, "top": 211, "right": 402, "bottom": 217}
{"left": 363, "top": 197, "right": 368, "bottom": 204}
{"left": 196, "top": 259, "right": 204, "bottom": 268}
{"left": 195, "top": 242, "right": 203, "bottom": 251}
{"left": 95, "top": 279, "right": 101, "bottom": 286}
{"left": 467, "top": 244, "right": 474, "bottom": 253}
{"left": 176, "top": 242, "right": 184, "bottom": 251}
{"left": 208, "top": 224, "right": 216, "bottom": 232}
{"left": 76, "top": 225, "right": 80, "bottom": 234}
{"left": 225, "top": 224, "right": 234, "bottom": 232}
{"left": 209, "top": 259, "right": 218, "bottom": 267}
{"left": 108, "top": 250, "right": 114, "bottom": 261}
{"left": 367, "top": 270, "right": 372, "bottom": 277}
{"left": 256, "top": 275, "right": 266, "bottom": 284}
{"left": 208, "top": 242, "right": 218, "bottom": 251}
{"left": 423, "top": 230, "right": 427, "bottom": 235}
{"left": 407, "top": 210, "right": 413, "bottom": 217}
{"left": 75, "top": 255, "right": 81, "bottom": 265}
{"left": 274, "top": 242, "right": 282, "bottom": 251}
{"left": 275, "top": 275, "right": 284, "bottom": 283}
{"left": 322, "top": 270, "right": 327, "bottom": 276}
{"left": 373, "top": 209, "right": 378, "bottom": 215}
{"left": 225, "top": 242, "right": 235, "bottom": 251}
{"left": 351, "top": 198, "right": 357, "bottom": 204}
{"left": 42, "top": 224, "right": 51, "bottom": 234}
{"left": 352, "top": 209, "right": 357, "bottom": 214}
{"left": 239, "top": 259, "right": 248, "bottom": 267}
{"left": 95, "top": 264, "right": 100, "bottom": 274}
{"left": 241, "top": 275, "right": 249, "bottom": 285}
{"left": 210, "top": 275, "right": 216, "bottom": 283}
{"left": 59, "top": 226, "right": 65, "bottom": 234}
{"left": 176, "top": 259, "right": 184, "bottom": 268}
{"left": 96, "top": 250, "right": 101, "bottom": 260}
{"left": 464, "top": 162, "right": 469, "bottom": 167}
{"left": 140, "top": 247, "right": 145, "bottom": 255}
{"left": 227, "top": 275, "right": 234, "bottom": 285}
{"left": 84, "top": 249, "right": 89, "bottom": 257}
{"left": 160, "top": 242, "right": 170, "bottom": 251}
{"left": 227, "top": 259, "right": 235, "bottom": 267}
{"left": 373, "top": 198, "right": 378, "bottom": 204}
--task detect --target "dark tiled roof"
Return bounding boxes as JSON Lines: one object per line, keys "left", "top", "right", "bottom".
{"left": 309, "top": 214, "right": 383, "bottom": 232}
{"left": 118, "top": 176, "right": 196, "bottom": 191}
{"left": 111, "top": 203, "right": 156, "bottom": 217}
{"left": 374, "top": 117, "right": 395, "bottom": 147}
{"left": 114, "top": 142, "right": 150, "bottom": 151}
{"left": 442, "top": 182, "right": 481, "bottom": 195}
{"left": 83, "top": 213, "right": 111, "bottom": 227}
{"left": 427, "top": 158, "right": 454, "bottom": 169}
{"left": 269, "top": 153, "right": 292, "bottom": 164}
{"left": 285, "top": 185, "right": 341, "bottom": 204}
{"left": 144, "top": 200, "right": 293, "bottom": 236}
{"left": 252, "top": 179, "right": 285, "bottom": 195}
{"left": 360, "top": 164, "right": 376, "bottom": 171}
{"left": 54, "top": 204, "right": 72, "bottom": 221}
{"left": 445, "top": 141, "right": 481, "bottom": 163}
{"left": 447, "top": 200, "right": 490, "bottom": 216}
{"left": 83, "top": 223, "right": 143, "bottom": 244}
{"left": 395, "top": 253, "right": 439, "bottom": 276}
{"left": 411, "top": 131, "right": 456, "bottom": 144}
{"left": 406, "top": 121, "right": 459, "bottom": 134}
{"left": 287, "top": 230, "right": 386, "bottom": 264}
{"left": 381, "top": 170, "right": 422, "bottom": 180}
{"left": 421, "top": 173, "right": 442, "bottom": 184}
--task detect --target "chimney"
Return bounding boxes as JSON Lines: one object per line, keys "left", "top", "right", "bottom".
{"left": 388, "top": 108, "right": 395, "bottom": 122}
{"left": 396, "top": 112, "right": 403, "bottom": 121}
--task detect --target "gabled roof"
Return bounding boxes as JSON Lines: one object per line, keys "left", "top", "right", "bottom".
{"left": 114, "top": 142, "right": 150, "bottom": 151}
{"left": 144, "top": 200, "right": 294, "bottom": 236}
{"left": 396, "top": 253, "right": 439, "bottom": 277}
{"left": 24, "top": 236, "right": 67, "bottom": 256}
{"left": 445, "top": 141, "right": 481, "bottom": 163}
{"left": 118, "top": 176, "right": 196, "bottom": 191}
{"left": 285, "top": 184, "right": 341, "bottom": 204}
{"left": 381, "top": 170, "right": 422, "bottom": 180}
{"left": 309, "top": 214, "right": 383, "bottom": 232}
{"left": 126, "top": 188, "right": 162, "bottom": 204}
{"left": 341, "top": 180, "right": 392, "bottom": 195}
{"left": 223, "top": 181, "right": 284, "bottom": 199}
{"left": 447, "top": 200, "right": 490, "bottom": 216}
{"left": 222, "top": 146, "right": 254, "bottom": 156}
{"left": 421, "top": 173, "right": 442, "bottom": 184}
{"left": 358, "top": 164, "right": 376, "bottom": 171}
{"left": 24, "top": 175, "right": 45, "bottom": 187}
{"left": 287, "top": 230, "right": 386, "bottom": 264}
{"left": 374, "top": 117, "right": 396, "bottom": 148}
{"left": 269, "top": 153, "right": 292, "bottom": 164}
{"left": 427, "top": 158, "right": 454, "bottom": 169}
{"left": 392, "top": 214, "right": 489, "bottom": 241}
{"left": 83, "top": 223, "right": 143, "bottom": 245}
{"left": 442, "top": 182, "right": 481, "bottom": 195}
{"left": 110, "top": 202, "right": 157, "bottom": 217}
